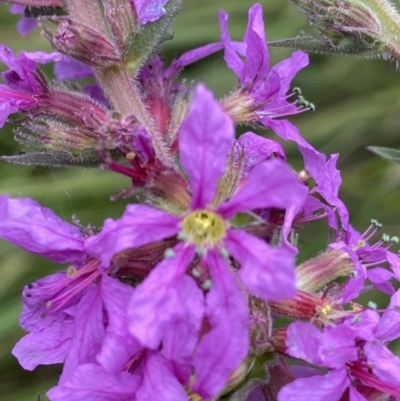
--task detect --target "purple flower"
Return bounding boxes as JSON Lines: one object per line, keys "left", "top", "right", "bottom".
{"left": 9, "top": 5, "right": 37, "bottom": 37}
{"left": 218, "top": 4, "right": 310, "bottom": 147}
{"left": 85, "top": 83, "right": 307, "bottom": 397}
{"left": 280, "top": 304, "right": 400, "bottom": 401}
{"left": 0, "top": 45, "right": 63, "bottom": 127}
{"left": 0, "top": 196, "right": 108, "bottom": 378}
{"left": 217, "top": 4, "right": 349, "bottom": 233}
{"left": 330, "top": 221, "right": 400, "bottom": 302}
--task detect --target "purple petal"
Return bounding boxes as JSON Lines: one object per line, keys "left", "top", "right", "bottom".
{"left": 269, "top": 50, "right": 309, "bottom": 95}
{"left": 83, "top": 83, "right": 110, "bottom": 107}
{"left": 237, "top": 131, "right": 285, "bottom": 177}
{"left": 179, "top": 84, "right": 234, "bottom": 209}
{"left": 225, "top": 229, "right": 296, "bottom": 301}
{"left": 242, "top": 4, "right": 269, "bottom": 84}
{"left": 136, "top": 352, "right": 187, "bottom": 401}
{"left": 277, "top": 369, "right": 349, "bottom": 401}
{"left": 192, "top": 250, "right": 249, "bottom": 399}
{"left": 23, "top": 51, "right": 65, "bottom": 65}
{"left": 218, "top": 10, "right": 244, "bottom": 78}
{"left": 132, "top": 0, "right": 169, "bottom": 24}
{"left": 85, "top": 204, "right": 179, "bottom": 267}
{"left": 218, "top": 158, "right": 307, "bottom": 219}
{"left": 128, "top": 244, "right": 197, "bottom": 349}
{"left": 0, "top": 195, "right": 84, "bottom": 263}
{"left": 97, "top": 275, "right": 142, "bottom": 372}
{"left": 47, "top": 363, "right": 141, "bottom": 401}
{"left": 319, "top": 325, "right": 358, "bottom": 369}
{"left": 17, "top": 18, "right": 37, "bottom": 37}
{"left": 12, "top": 321, "right": 74, "bottom": 370}
{"left": 286, "top": 322, "right": 323, "bottom": 365}
{"left": 349, "top": 386, "right": 369, "bottom": 401}
{"left": 368, "top": 267, "right": 395, "bottom": 294}
{"left": 364, "top": 342, "right": 400, "bottom": 387}
{"left": 387, "top": 251, "right": 400, "bottom": 280}
{"left": 165, "top": 42, "right": 224, "bottom": 80}
{"left": 343, "top": 309, "right": 379, "bottom": 342}
{"left": 315, "top": 154, "right": 349, "bottom": 230}
{"left": 376, "top": 289, "right": 400, "bottom": 342}
{"left": 60, "top": 286, "right": 105, "bottom": 383}
{"left": 54, "top": 59, "right": 93, "bottom": 80}
{"left": 161, "top": 273, "right": 205, "bottom": 383}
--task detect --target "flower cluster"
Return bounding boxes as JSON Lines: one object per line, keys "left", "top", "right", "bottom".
{"left": 0, "top": 1, "right": 400, "bottom": 401}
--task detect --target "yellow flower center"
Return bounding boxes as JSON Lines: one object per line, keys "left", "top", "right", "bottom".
{"left": 181, "top": 210, "right": 226, "bottom": 247}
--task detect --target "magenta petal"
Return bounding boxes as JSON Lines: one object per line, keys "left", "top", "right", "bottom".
{"left": 377, "top": 289, "right": 400, "bottom": 341}
{"left": 277, "top": 369, "right": 349, "bottom": 401}
{"left": 348, "top": 386, "right": 368, "bottom": 401}
{"left": 218, "top": 158, "right": 307, "bottom": 219}
{"left": 12, "top": 321, "right": 74, "bottom": 370}
{"left": 132, "top": 0, "right": 169, "bottom": 24}
{"left": 237, "top": 131, "right": 285, "bottom": 177}
{"left": 85, "top": 204, "right": 179, "bottom": 267}
{"left": 47, "top": 363, "right": 141, "bottom": 401}
{"left": 97, "top": 275, "right": 142, "bottom": 372}
{"left": 136, "top": 352, "right": 187, "bottom": 401}
{"left": 0, "top": 195, "right": 84, "bottom": 263}
{"left": 165, "top": 42, "right": 224, "bottom": 80}
{"left": 364, "top": 342, "right": 400, "bottom": 387}
{"left": 242, "top": 4, "right": 269, "bottom": 84}
{"left": 128, "top": 245, "right": 196, "bottom": 349}
{"left": 269, "top": 50, "right": 309, "bottom": 95}
{"left": 218, "top": 10, "right": 244, "bottom": 78}
{"left": 161, "top": 274, "right": 205, "bottom": 382}
{"left": 179, "top": 84, "right": 234, "bottom": 209}
{"left": 17, "top": 18, "right": 37, "bottom": 37}
{"left": 193, "top": 251, "right": 249, "bottom": 399}
{"left": 286, "top": 322, "right": 323, "bottom": 365}
{"left": 315, "top": 154, "right": 349, "bottom": 230}
{"left": 225, "top": 229, "right": 296, "bottom": 301}
{"left": 60, "top": 286, "right": 105, "bottom": 383}
{"left": 319, "top": 325, "right": 358, "bottom": 369}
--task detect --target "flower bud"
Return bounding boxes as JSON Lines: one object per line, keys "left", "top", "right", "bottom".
{"left": 296, "top": 249, "right": 354, "bottom": 293}
{"left": 271, "top": 0, "right": 400, "bottom": 62}
{"left": 42, "top": 17, "right": 121, "bottom": 67}
{"left": 268, "top": 290, "right": 324, "bottom": 320}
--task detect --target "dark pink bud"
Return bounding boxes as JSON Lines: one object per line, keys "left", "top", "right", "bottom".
{"left": 42, "top": 17, "right": 121, "bottom": 67}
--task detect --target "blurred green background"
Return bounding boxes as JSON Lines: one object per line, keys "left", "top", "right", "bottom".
{"left": 1, "top": 1, "right": 400, "bottom": 400}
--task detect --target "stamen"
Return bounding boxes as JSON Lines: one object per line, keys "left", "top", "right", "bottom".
{"left": 181, "top": 210, "right": 226, "bottom": 247}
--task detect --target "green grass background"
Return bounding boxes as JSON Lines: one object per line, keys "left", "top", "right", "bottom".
{"left": 0, "top": 1, "right": 400, "bottom": 400}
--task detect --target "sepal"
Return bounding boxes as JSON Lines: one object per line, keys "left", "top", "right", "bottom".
{"left": 124, "top": 0, "right": 182, "bottom": 74}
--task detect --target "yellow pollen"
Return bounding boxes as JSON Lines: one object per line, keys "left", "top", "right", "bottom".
{"left": 357, "top": 239, "right": 366, "bottom": 248}
{"left": 320, "top": 304, "right": 332, "bottom": 317}
{"left": 181, "top": 210, "right": 226, "bottom": 247}
{"left": 67, "top": 266, "right": 78, "bottom": 278}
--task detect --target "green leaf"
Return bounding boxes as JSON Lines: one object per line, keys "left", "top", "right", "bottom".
{"left": 367, "top": 146, "right": 400, "bottom": 164}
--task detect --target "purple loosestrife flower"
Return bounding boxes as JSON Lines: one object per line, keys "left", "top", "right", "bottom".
{"left": 0, "top": 195, "right": 108, "bottom": 380}
{"left": 86, "top": 83, "right": 307, "bottom": 398}
{"left": 218, "top": 5, "right": 312, "bottom": 153}
{"left": 279, "top": 292, "right": 400, "bottom": 401}
{"left": 218, "top": 4, "right": 349, "bottom": 234}
{"left": 0, "top": 45, "right": 63, "bottom": 127}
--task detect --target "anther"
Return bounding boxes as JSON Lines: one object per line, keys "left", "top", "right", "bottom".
{"left": 367, "top": 301, "right": 377, "bottom": 310}
{"left": 201, "top": 279, "right": 212, "bottom": 290}
{"left": 390, "top": 236, "right": 399, "bottom": 244}
{"left": 67, "top": 266, "right": 77, "bottom": 278}
{"left": 220, "top": 248, "right": 229, "bottom": 259}
{"left": 382, "top": 234, "right": 390, "bottom": 243}
{"left": 164, "top": 248, "right": 175, "bottom": 258}
{"left": 293, "top": 87, "right": 302, "bottom": 95}
{"left": 192, "top": 268, "right": 201, "bottom": 278}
